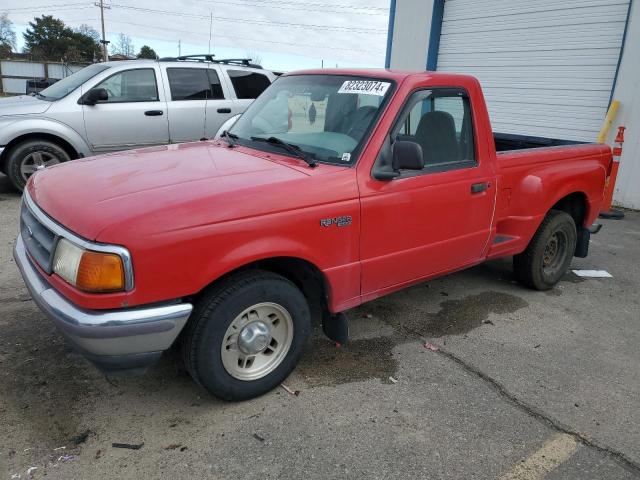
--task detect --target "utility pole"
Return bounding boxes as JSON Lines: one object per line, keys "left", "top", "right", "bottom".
{"left": 208, "top": 11, "right": 213, "bottom": 54}
{"left": 95, "top": 0, "right": 110, "bottom": 62}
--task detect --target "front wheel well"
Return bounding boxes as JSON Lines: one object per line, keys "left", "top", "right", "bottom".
{"left": 189, "top": 257, "right": 329, "bottom": 325}
{"left": 1, "top": 133, "right": 80, "bottom": 165}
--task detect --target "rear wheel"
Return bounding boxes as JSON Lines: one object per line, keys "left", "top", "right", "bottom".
{"left": 182, "top": 270, "right": 311, "bottom": 401}
{"left": 514, "top": 210, "right": 577, "bottom": 290}
{"left": 6, "top": 140, "right": 70, "bottom": 191}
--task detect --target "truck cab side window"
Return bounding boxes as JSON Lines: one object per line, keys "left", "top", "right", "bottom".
{"left": 95, "top": 69, "right": 159, "bottom": 103}
{"left": 396, "top": 89, "right": 476, "bottom": 173}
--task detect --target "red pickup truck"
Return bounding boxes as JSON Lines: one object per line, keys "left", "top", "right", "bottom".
{"left": 14, "top": 69, "right": 611, "bottom": 400}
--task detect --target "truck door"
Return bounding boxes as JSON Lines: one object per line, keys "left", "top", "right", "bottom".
{"left": 359, "top": 88, "right": 495, "bottom": 296}
{"left": 81, "top": 67, "right": 169, "bottom": 152}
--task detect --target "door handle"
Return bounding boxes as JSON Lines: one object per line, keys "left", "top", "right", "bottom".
{"left": 217, "top": 108, "right": 231, "bottom": 114}
{"left": 471, "top": 182, "right": 490, "bottom": 193}
{"left": 145, "top": 110, "right": 163, "bottom": 116}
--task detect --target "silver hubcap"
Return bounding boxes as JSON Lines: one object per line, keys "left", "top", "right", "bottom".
{"left": 20, "top": 151, "right": 60, "bottom": 181}
{"left": 221, "top": 302, "right": 293, "bottom": 381}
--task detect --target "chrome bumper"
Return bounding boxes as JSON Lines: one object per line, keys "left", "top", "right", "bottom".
{"left": 14, "top": 235, "right": 193, "bottom": 373}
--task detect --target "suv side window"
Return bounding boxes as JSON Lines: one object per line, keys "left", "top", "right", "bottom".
{"left": 96, "top": 68, "right": 158, "bottom": 102}
{"left": 207, "top": 70, "right": 225, "bottom": 100}
{"left": 227, "top": 70, "right": 271, "bottom": 99}
{"left": 396, "top": 88, "right": 476, "bottom": 172}
{"left": 167, "top": 68, "right": 210, "bottom": 101}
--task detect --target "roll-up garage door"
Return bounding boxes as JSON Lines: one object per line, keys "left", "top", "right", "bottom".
{"left": 436, "top": 0, "right": 630, "bottom": 142}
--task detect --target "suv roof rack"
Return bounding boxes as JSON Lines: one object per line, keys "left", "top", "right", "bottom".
{"left": 158, "top": 54, "right": 262, "bottom": 69}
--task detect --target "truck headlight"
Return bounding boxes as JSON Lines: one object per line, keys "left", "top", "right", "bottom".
{"left": 53, "top": 238, "right": 125, "bottom": 292}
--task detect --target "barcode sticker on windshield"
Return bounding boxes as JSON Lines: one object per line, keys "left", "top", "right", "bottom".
{"left": 337, "top": 80, "right": 390, "bottom": 97}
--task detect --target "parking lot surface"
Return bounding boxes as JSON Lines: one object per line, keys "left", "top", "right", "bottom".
{"left": 1, "top": 173, "right": 639, "bottom": 479}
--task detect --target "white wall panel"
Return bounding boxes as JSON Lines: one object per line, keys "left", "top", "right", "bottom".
{"left": 0, "top": 61, "right": 45, "bottom": 78}
{"left": 437, "top": 0, "right": 630, "bottom": 142}
{"left": 605, "top": 0, "right": 640, "bottom": 208}
{"left": 2, "top": 78, "right": 28, "bottom": 94}
{"left": 389, "top": 0, "right": 433, "bottom": 70}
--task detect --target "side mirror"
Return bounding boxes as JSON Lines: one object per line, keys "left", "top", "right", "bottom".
{"left": 392, "top": 141, "right": 424, "bottom": 171}
{"left": 79, "top": 88, "right": 108, "bottom": 105}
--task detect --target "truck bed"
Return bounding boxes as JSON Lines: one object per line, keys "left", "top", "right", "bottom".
{"left": 494, "top": 132, "right": 584, "bottom": 152}
{"left": 488, "top": 141, "right": 612, "bottom": 260}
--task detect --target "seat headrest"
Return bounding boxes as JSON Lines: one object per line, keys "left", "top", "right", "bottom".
{"left": 415, "top": 110, "right": 459, "bottom": 164}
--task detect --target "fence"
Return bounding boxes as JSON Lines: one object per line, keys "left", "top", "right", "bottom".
{"left": 0, "top": 60, "right": 88, "bottom": 95}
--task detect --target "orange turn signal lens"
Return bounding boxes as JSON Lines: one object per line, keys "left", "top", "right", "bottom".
{"left": 76, "top": 251, "right": 125, "bottom": 292}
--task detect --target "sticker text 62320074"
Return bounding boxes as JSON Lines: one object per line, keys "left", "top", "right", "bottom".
{"left": 337, "top": 80, "right": 390, "bottom": 97}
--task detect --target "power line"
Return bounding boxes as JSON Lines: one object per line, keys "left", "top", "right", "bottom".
{"left": 107, "top": 4, "right": 387, "bottom": 34}
{"left": 3, "top": 2, "right": 88, "bottom": 12}
{"left": 213, "top": 0, "right": 388, "bottom": 11}
{"left": 102, "top": 18, "right": 384, "bottom": 54}
{"left": 195, "top": 0, "right": 387, "bottom": 16}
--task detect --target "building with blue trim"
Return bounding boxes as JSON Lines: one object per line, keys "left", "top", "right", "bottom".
{"left": 386, "top": 0, "right": 639, "bottom": 209}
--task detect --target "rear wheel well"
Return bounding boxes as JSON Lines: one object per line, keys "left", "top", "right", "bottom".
{"left": 1, "top": 133, "right": 79, "bottom": 167}
{"left": 551, "top": 192, "right": 587, "bottom": 228}
{"left": 190, "top": 257, "right": 328, "bottom": 325}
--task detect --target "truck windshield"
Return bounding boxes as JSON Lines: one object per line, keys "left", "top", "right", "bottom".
{"left": 229, "top": 74, "right": 394, "bottom": 165}
{"left": 38, "top": 64, "right": 111, "bottom": 101}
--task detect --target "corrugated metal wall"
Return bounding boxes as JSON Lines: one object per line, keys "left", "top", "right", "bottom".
{"left": 436, "top": 0, "right": 630, "bottom": 142}
{"left": 1, "top": 61, "right": 87, "bottom": 94}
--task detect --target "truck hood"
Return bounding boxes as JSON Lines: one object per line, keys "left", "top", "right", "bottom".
{"left": 0, "top": 95, "right": 52, "bottom": 116}
{"left": 28, "top": 141, "right": 348, "bottom": 241}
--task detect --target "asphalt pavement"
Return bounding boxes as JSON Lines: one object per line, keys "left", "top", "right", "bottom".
{"left": 1, "top": 172, "right": 638, "bottom": 479}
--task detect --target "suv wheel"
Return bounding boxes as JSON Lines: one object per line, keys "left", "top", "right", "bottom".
{"left": 182, "top": 270, "right": 311, "bottom": 401}
{"left": 6, "top": 140, "right": 70, "bottom": 191}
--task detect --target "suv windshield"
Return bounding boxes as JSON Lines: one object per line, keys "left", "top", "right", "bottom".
{"left": 38, "top": 64, "right": 110, "bottom": 100}
{"left": 229, "top": 74, "right": 394, "bottom": 165}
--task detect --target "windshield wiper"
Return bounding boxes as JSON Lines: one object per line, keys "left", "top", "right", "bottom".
{"left": 250, "top": 136, "right": 317, "bottom": 168}
{"left": 34, "top": 92, "right": 48, "bottom": 100}
{"left": 220, "top": 130, "right": 238, "bottom": 147}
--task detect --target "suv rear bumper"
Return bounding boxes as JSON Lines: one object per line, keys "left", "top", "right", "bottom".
{"left": 14, "top": 235, "right": 193, "bottom": 374}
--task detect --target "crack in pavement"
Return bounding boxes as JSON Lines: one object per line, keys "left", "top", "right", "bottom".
{"left": 396, "top": 324, "right": 640, "bottom": 476}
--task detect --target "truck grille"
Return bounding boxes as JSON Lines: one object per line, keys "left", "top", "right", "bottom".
{"left": 20, "top": 201, "right": 57, "bottom": 273}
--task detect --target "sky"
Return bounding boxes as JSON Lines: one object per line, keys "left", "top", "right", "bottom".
{"left": 3, "top": 0, "right": 390, "bottom": 71}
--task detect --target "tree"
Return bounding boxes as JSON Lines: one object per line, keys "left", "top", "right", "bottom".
{"left": 75, "top": 24, "right": 100, "bottom": 43}
{"left": 22, "top": 15, "right": 99, "bottom": 61}
{"left": 245, "top": 50, "right": 262, "bottom": 65}
{"left": 137, "top": 45, "right": 158, "bottom": 59}
{"left": 23, "top": 15, "right": 68, "bottom": 60}
{"left": 0, "top": 12, "right": 16, "bottom": 57}
{"left": 111, "top": 33, "right": 134, "bottom": 58}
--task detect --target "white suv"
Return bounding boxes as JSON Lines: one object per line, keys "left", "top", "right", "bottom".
{"left": 0, "top": 56, "right": 277, "bottom": 190}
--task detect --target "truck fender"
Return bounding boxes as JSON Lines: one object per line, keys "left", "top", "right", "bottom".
{"left": 196, "top": 236, "right": 353, "bottom": 314}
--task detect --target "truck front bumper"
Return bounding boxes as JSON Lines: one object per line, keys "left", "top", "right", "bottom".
{"left": 14, "top": 236, "right": 193, "bottom": 374}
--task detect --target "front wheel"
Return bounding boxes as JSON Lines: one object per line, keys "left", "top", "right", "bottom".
{"left": 6, "top": 140, "right": 70, "bottom": 191}
{"left": 182, "top": 270, "right": 311, "bottom": 401}
{"left": 514, "top": 210, "right": 577, "bottom": 290}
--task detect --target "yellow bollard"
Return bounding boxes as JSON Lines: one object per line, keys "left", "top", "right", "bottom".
{"left": 597, "top": 100, "right": 619, "bottom": 144}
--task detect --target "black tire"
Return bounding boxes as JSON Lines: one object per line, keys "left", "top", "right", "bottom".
{"left": 182, "top": 270, "right": 311, "bottom": 401}
{"left": 6, "top": 140, "right": 70, "bottom": 192}
{"left": 513, "top": 210, "right": 577, "bottom": 290}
